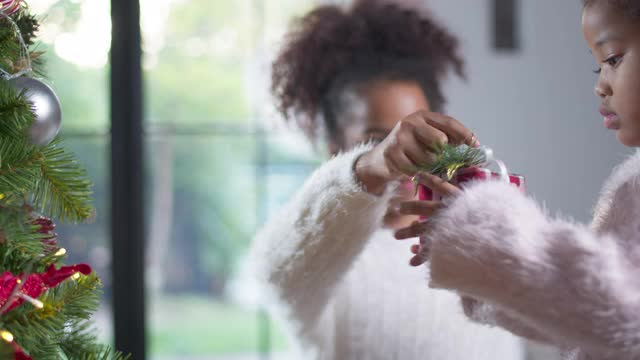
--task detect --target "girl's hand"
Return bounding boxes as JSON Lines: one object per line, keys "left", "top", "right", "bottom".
{"left": 354, "top": 111, "right": 476, "bottom": 195}
{"left": 393, "top": 172, "right": 461, "bottom": 266}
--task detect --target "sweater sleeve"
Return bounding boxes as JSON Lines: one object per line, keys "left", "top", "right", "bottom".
{"left": 424, "top": 181, "right": 640, "bottom": 358}
{"left": 460, "top": 297, "right": 553, "bottom": 344}
{"left": 248, "top": 143, "right": 394, "bottom": 332}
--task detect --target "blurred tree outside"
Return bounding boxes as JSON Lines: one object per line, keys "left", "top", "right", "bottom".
{"left": 33, "top": 0, "right": 320, "bottom": 357}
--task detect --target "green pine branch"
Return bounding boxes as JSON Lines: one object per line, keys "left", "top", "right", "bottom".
{"left": 15, "top": 12, "right": 40, "bottom": 47}
{"left": 33, "top": 137, "right": 93, "bottom": 222}
{"left": 0, "top": 11, "right": 40, "bottom": 49}
{"left": 418, "top": 143, "right": 488, "bottom": 179}
{"left": 0, "top": 140, "right": 40, "bottom": 197}
{"left": 0, "top": 206, "right": 52, "bottom": 274}
{"left": 0, "top": 79, "right": 34, "bottom": 138}
{"left": 0, "top": 342, "right": 13, "bottom": 359}
{"left": 0, "top": 80, "right": 93, "bottom": 222}
{"left": 0, "top": 11, "right": 44, "bottom": 77}
{"left": 0, "top": 23, "right": 23, "bottom": 78}
{"left": 1, "top": 274, "right": 122, "bottom": 359}
{"left": 0, "top": 137, "right": 93, "bottom": 223}
{"left": 59, "top": 321, "right": 129, "bottom": 360}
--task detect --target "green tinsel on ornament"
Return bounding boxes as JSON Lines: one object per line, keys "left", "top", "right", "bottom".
{"left": 419, "top": 144, "right": 488, "bottom": 180}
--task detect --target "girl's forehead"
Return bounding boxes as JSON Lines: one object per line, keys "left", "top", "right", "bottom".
{"left": 582, "top": 2, "right": 631, "bottom": 44}
{"left": 583, "top": 1, "right": 635, "bottom": 28}
{"left": 362, "top": 80, "right": 429, "bottom": 128}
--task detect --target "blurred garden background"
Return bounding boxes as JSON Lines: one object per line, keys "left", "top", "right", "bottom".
{"left": 34, "top": 0, "right": 322, "bottom": 358}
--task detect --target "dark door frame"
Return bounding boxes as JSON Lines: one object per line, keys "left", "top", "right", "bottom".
{"left": 110, "top": 0, "right": 146, "bottom": 358}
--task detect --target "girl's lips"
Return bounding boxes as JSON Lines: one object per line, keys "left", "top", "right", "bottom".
{"left": 604, "top": 115, "right": 621, "bottom": 130}
{"left": 599, "top": 107, "right": 621, "bottom": 130}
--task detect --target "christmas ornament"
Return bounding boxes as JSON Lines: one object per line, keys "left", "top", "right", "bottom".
{"left": 417, "top": 166, "right": 525, "bottom": 202}
{"left": 415, "top": 144, "right": 524, "bottom": 202}
{"left": 0, "top": 0, "right": 21, "bottom": 15}
{"left": 414, "top": 144, "right": 525, "bottom": 249}
{"left": 31, "top": 216, "right": 57, "bottom": 253}
{"left": 0, "top": 264, "right": 92, "bottom": 314}
{"left": 421, "top": 143, "right": 490, "bottom": 180}
{"left": 9, "top": 77, "right": 62, "bottom": 146}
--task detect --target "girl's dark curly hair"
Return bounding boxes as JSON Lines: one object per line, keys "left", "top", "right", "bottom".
{"left": 583, "top": 0, "right": 640, "bottom": 17}
{"left": 271, "top": 1, "right": 465, "bottom": 142}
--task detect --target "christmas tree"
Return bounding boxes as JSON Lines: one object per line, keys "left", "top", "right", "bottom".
{"left": 0, "top": 1, "right": 125, "bottom": 359}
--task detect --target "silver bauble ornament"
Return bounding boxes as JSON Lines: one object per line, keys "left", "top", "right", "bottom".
{"left": 10, "top": 76, "right": 62, "bottom": 146}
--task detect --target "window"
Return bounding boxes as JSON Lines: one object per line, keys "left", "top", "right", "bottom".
{"left": 36, "top": 0, "right": 321, "bottom": 358}
{"left": 31, "top": 0, "right": 113, "bottom": 344}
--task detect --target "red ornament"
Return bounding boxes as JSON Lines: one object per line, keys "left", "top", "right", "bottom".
{"left": 0, "top": 264, "right": 92, "bottom": 313}
{"left": 41, "top": 263, "right": 92, "bottom": 288}
{"left": 32, "top": 216, "right": 57, "bottom": 252}
{"left": 418, "top": 166, "right": 525, "bottom": 203}
{"left": 0, "top": 0, "right": 20, "bottom": 15}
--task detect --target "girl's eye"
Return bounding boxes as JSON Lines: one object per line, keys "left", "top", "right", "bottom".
{"left": 594, "top": 55, "right": 622, "bottom": 74}
{"left": 604, "top": 55, "right": 622, "bottom": 68}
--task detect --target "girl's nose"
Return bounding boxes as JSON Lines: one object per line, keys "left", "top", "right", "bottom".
{"left": 594, "top": 75, "right": 612, "bottom": 98}
{"left": 594, "top": 84, "right": 607, "bottom": 98}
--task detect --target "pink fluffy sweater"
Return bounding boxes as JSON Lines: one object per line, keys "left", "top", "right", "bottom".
{"left": 424, "top": 150, "right": 640, "bottom": 360}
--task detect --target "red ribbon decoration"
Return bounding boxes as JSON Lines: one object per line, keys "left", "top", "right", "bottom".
{"left": 0, "top": 264, "right": 92, "bottom": 313}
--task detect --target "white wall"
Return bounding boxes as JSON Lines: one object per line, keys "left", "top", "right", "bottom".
{"left": 424, "top": 0, "right": 631, "bottom": 222}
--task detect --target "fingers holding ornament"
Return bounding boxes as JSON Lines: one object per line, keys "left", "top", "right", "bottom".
{"left": 394, "top": 219, "right": 431, "bottom": 240}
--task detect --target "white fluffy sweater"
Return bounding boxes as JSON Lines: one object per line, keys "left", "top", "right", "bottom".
{"left": 248, "top": 143, "right": 523, "bottom": 360}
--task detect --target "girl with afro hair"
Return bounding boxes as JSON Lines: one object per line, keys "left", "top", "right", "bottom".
{"left": 248, "top": 1, "right": 524, "bottom": 359}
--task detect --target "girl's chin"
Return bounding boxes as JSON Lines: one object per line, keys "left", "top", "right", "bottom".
{"left": 617, "top": 128, "right": 640, "bottom": 147}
